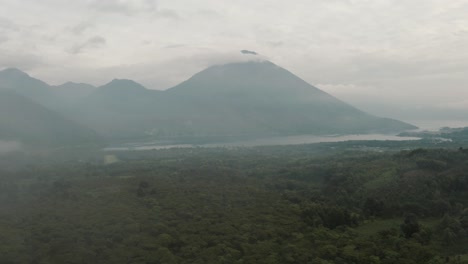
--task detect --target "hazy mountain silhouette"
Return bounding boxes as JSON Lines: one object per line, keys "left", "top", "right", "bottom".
{"left": 91, "top": 79, "right": 159, "bottom": 101}
{"left": 153, "top": 60, "right": 416, "bottom": 137}
{"left": 68, "top": 79, "right": 162, "bottom": 139}
{"left": 0, "top": 90, "right": 101, "bottom": 147}
{"left": 0, "top": 68, "right": 54, "bottom": 107}
{"left": 73, "top": 60, "right": 416, "bottom": 139}
{"left": 53, "top": 81, "right": 96, "bottom": 102}
{"left": 1, "top": 62, "right": 417, "bottom": 142}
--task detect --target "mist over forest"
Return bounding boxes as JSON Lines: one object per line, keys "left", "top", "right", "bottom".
{"left": 2, "top": 1, "right": 468, "bottom": 263}
{"left": 1, "top": 53, "right": 468, "bottom": 263}
{"left": 0, "top": 140, "right": 21, "bottom": 153}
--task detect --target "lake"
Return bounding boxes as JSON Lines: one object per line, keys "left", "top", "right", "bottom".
{"left": 104, "top": 133, "right": 421, "bottom": 151}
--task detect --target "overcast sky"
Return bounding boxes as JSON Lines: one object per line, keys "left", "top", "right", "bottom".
{"left": 1, "top": 0, "right": 468, "bottom": 123}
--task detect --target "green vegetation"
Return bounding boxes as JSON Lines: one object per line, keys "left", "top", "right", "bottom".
{"left": 1, "top": 145, "right": 468, "bottom": 263}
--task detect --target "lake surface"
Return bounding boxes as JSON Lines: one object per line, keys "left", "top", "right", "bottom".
{"left": 105, "top": 134, "right": 421, "bottom": 151}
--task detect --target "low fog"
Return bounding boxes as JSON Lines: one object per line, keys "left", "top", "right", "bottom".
{"left": 2, "top": 2, "right": 468, "bottom": 264}
{"left": 0, "top": 140, "right": 21, "bottom": 154}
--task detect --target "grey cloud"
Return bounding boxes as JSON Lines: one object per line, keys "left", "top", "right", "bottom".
{"left": 0, "top": 49, "right": 45, "bottom": 71}
{"left": 2, "top": 0, "right": 468, "bottom": 123}
{"left": 88, "top": 35, "right": 106, "bottom": 44}
{"left": 295, "top": 49, "right": 468, "bottom": 87}
{"left": 71, "top": 21, "right": 95, "bottom": 35}
{"left": 0, "top": 50, "right": 44, "bottom": 70}
{"left": 241, "top": 50, "right": 258, "bottom": 55}
{"left": 77, "top": 50, "right": 268, "bottom": 90}
{"left": 436, "top": 100, "right": 468, "bottom": 110}
{"left": 87, "top": 0, "right": 157, "bottom": 15}
{"left": 0, "top": 141, "right": 21, "bottom": 154}
{"left": 157, "top": 9, "right": 180, "bottom": 19}
{"left": 0, "top": 34, "right": 8, "bottom": 43}
{"left": 0, "top": 17, "right": 18, "bottom": 31}
{"left": 87, "top": 0, "right": 178, "bottom": 19}
{"left": 164, "top": 44, "right": 186, "bottom": 49}
{"left": 70, "top": 36, "right": 106, "bottom": 54}
{"left": 196, "top": 9, "right": 222, "bottom": 18}
{"left": 349, "top": 55, "right": 468, "bottom": 83}
{"left": 267, "top": 41, "right": 283, "bottom": 47}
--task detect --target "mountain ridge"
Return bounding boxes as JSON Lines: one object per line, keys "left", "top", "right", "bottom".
{"left": 0, "top": 90, "right": 102, "bottom": 147}
{"left": 1, "top": 62, "right": 417, "bottom": 141}
{"left": 156, "top": 60, "right": 416, "bottom": 137}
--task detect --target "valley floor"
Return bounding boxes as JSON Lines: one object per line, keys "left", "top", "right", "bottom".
{"left": 1, "top": 142, "right": 468, "bottom": 263}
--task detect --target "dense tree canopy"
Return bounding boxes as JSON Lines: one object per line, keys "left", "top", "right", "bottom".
{"left": 1, "top": 145, "right": 468, "bottom": 263}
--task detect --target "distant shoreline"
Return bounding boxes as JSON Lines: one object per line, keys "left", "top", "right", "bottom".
{"left": 407, "top": 119, "right": 468, "bottom": 131}
{"left": 104, "top": 133, "right": 421, "bottom": 151}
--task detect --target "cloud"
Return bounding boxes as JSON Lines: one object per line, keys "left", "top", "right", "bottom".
{"left": 87, "top": 0, "right": 157, "bottom": 15}
{"left": 59, "top": 50, "right": 272, "bottom": 90}
{"left": 157, "top": 9, "right": 180, "bottom": 19}
{"left": 85, "top": 1, "right": 178, "bottom": 19}
{"left": 315, "top": 83, "right": 387, "bottom": 110}
{"left": 240, "top": 50, "right": 258, "bottom": 55}
{"left": 0, "top": 17, "right": 18, "bottom": 31}
{"left": 0, "top": 141, "right": 21, "bottom": 154}
{"left": 196, "top": 9, "right": 222, "bottom": 18}
{"left": 0, "top": 50, "right": 44, "bottom": 70}
{"left": 0, "top": 35, "right": 8, "bottom": 43}
{"left": 70, "top": 21, "right": 95, "bottom": 35}
{"left": 267, "top": 41, "right": 284, "bottom": 47}
{"left": 317, "top": 83, "right": 380, "bottom": 96}
{"left": 1, "top": 0, "right": 468, "bottom": 121}
{"left": 436, "top": 100, "right": 468, "bottom": 110}
{"left": 70, "top": 36, "right": 106, "bottom": 54}
{"left": 164, "top": 44, "right": 186, "bottom": 49}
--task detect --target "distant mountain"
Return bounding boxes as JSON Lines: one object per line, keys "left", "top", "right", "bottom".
{"left": 0, "top": 90, "right": 102, "bottom": 147}
{"left": 91, "top": 79, "right": 157, "bottom": 100}
{"left": 73, "top": 60, "right": 416, "bottom": 139}
{"left": 68, "top": 79, "right": 162, "bottom": 139}
{"left": 0, "top": 68, "right": 100, "bottom": 109}
{"left": 0, "top": 68, "right": 54, "bottom": 106}
{"left": 1, "top": 62, "right": 417, "bottom": 142}
{"left": 52, "top": 81, "right": 96, "bottom": 102}
{"left": 156, "top": 60, "right": 416, "bottom": 137}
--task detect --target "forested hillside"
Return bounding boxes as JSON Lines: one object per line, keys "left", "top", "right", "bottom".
{"left": 1, "top": 146, "right": 468, "bottom": 263}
